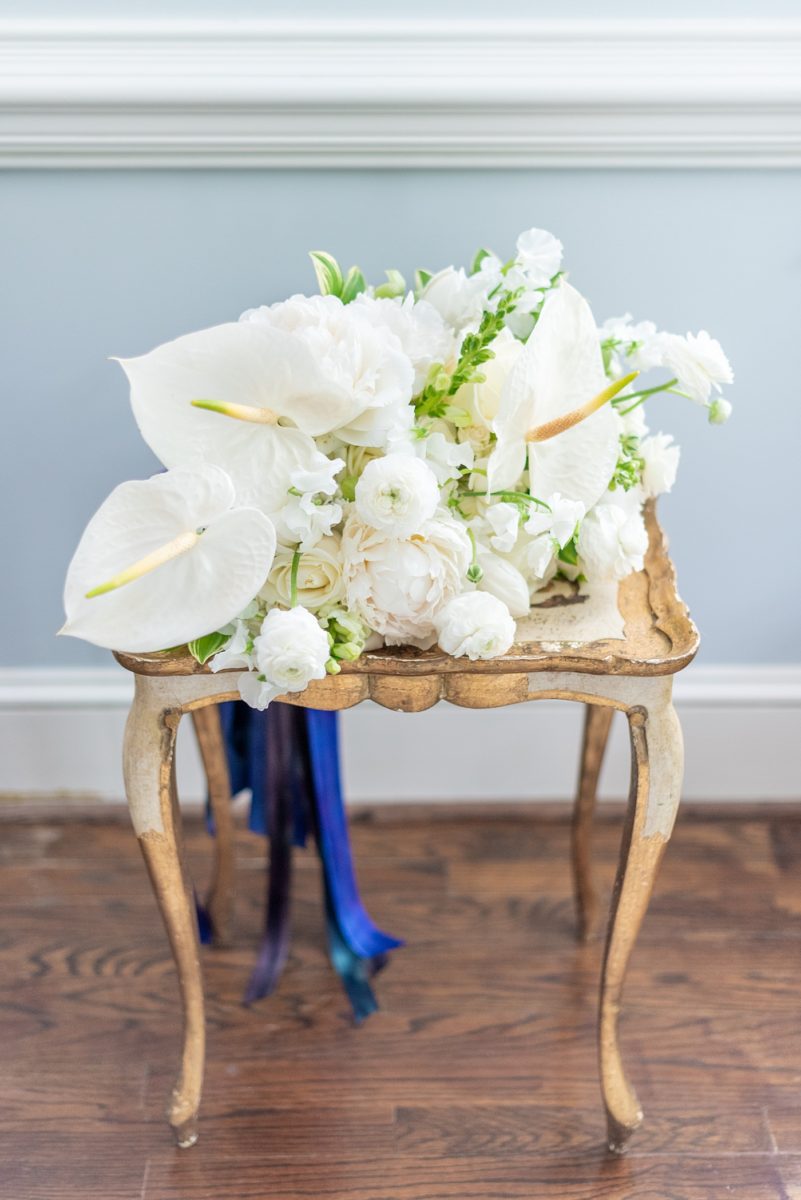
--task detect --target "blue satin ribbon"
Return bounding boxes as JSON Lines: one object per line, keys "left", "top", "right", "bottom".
{"left": 206, "top": 700, "right": 401, "bottom": 1019}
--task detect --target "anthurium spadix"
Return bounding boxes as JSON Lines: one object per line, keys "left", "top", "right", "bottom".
{"left": 118, "top": 322, "right": 360, "bottom": 515}
{"left": 61, "top": 465, "right": 276, "bottom": 653}
{"left": 488, "top": 283, "right": 631, "bottom": 512}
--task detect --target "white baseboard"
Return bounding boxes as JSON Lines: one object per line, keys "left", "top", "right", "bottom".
{"left": 1, "top": 665, "right": 799, "bottom": 805}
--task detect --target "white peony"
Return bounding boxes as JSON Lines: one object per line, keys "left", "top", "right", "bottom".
{"left": 577, "top": 498, "right": 648, "bottom": 581}
{"left": 355, "top": 454, "right": 440, "bottom": 537}
{"left": 434, "top": 591, "right": 515, "bottom": 661}
{"left": 240, "top": 606, "right": 330, "bottom": 709}
{"left": 640, "top": 433, "right": 680, "bottom": 498}
{"left": 420, "top": 267, "right": 491, "bottom": 333}
{"left": 260, "top": 536, "right": 345, "bottom": 611}
{"left": 354, "top": 293, "right": 456, "bottom": 393}
{"left": 342, "top": 510, "right": 471, "bottom": 646}
{"left": 515, "top": 228, "right": 564, "bottom": 288}
{"left": 662, "top": 330, "right": 733, "bottom": 404}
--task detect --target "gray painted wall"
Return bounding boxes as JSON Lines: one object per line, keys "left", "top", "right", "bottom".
{"left": 4, "top": 2, "right": 801, "bottom": 17}
{"left": 2, "top": 168, "right": 798, "bottom": 668}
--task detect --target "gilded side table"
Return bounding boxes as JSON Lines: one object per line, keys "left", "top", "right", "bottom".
{"left": 115, "top": 502, "right": 698, "bottom": 1152}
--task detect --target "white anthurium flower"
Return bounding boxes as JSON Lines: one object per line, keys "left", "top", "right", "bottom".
{"left": 515, "top": 227, "right": 564, "bottom": 288}
{"left": 355, "top": 454, "right": 440, "bottom": 538}
{"left": 342, "top": 510, "right": 471, "bottom": 647}
{"left": 354, "top": 293, "right": 457, "bottom": 392}
{"left": 260, "top": 536, "right": 345, "bottom": 611}
{"left": 61, "top": 465, "right": 276, "bottom": 653}
{"left": 600, "top": 314, "right": 666, "bottom": 376}
{"left": 484, "top": 501, "right": 520, "bottom": 554}
{"left": 119, "top": 322, "right": 347, "bottom": 515}
{"left": 420, "top": 266, "right": 491, "bottom": 333}
{"left": 474, "top": 546, "right": 531, "bottom": 618}
{"left": 661, "top": 330, "right": 734, "bottom": 404}
{"left": 640, "top": 433, "right": 680, "bottom": 498}
{"left": 454, "top": 328, "right": 523, "bottom": 431}
{"left": 524, "top": 492, "right": 585, "bottom": 549}
{"left": 434, "top": 591, "right": 515, "bottom": 661}
{"left": 415, "top": 427, "right": 475, "bottom": 486}
{"left": 209, "top": 619, "right": 253, "bottom": 673}
{"left": 239, "top": 606, "right": 330, "bottom": 710}
{"left": 242, "top": 294, "right": 415, "bottom": 444}
{"left": 577, "top": 496, "right": 648, "bottom": 581}
{"left": 488, "top": 283, "right": 626, "bottom": 512}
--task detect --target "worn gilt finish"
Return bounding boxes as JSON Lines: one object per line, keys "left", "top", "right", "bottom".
{"left": 572, "top": 704, "right": 615, "bottom": 941}
{"left": 116, "top": 502, "right": 697, "bottom": 1152}
{"left": 190, "top": 707, "right": 235, "bottom": 945}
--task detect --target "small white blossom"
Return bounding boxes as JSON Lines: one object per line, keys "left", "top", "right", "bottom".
{"left": 474, "top": 547, "right": 531, "bottom": 618}
{"left": 416, "top": 428, "right": 475, "bottom": 485}
{"left": 209, "top": 619, "right": 253, "bottom": 673}
{"left": 577, "top": 500, "right": 648, "bottom": 581}
{"left": 434, "top": 591, "right": 515, "bottom": 661}
{"left": 279, "top": 492, "right": 343, "bottom": 551}
{"left": 355, "top": 454, "right": 440, "bottom": 537}
{"left": 289, "top": 456, "right": 343, "bottom": 497}
{"left": 515, "top": 227, "right": 563, "bottom": 288}
{"left": 420, "top": 266, "right": 491, "bottom": 333}
{"left": 708, "top": 397, "right": 732, "bottom": 425}
{"left": 662, "top": 330, "right": 733, "bottom": 404}
{"left": 640, "top": 433, "right": 680, "bottom": 498}
{"left": 524, "top": 492, "right": 585, "bottom": 549}
{"left": 484, "top": 501, "right": 520, "bottom": 553}
{"left": 239, "top": 606, "right": 330, "bottom": 710}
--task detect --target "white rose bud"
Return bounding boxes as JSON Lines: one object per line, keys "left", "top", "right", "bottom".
{"left": 355, "top": 454, "right": 440, "bottom": 537}
{"left": 239, "top": 606, "right": 329, "bottom": 709}
{"left": 434, "top": 591, "right": 516, "bottom": 661}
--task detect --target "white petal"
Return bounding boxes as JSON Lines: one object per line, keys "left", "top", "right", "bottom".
{"left": 62, "top": 466, "right": 276, "bottom": 653}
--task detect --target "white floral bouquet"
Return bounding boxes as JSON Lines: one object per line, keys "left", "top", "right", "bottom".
{"left": 62, "top": 228, "right": 732, "bottom": 708}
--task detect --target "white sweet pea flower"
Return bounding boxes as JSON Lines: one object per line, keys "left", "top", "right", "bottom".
{"left": 342, "top": 510, "right": 471, "bottom": 647}
{"left": 512, "top": 531, "right": 560, "bottom": 594}
{"left": 260, "top": 536, "right": 345, "bottom": 611}
{"left": 415, "top": 428, "right": 474, "bottom": 486}
{"left": 434, "top": 591, "right": 515, "bottom": 661}
{"left": 515, "top": 228, "right": 563, "bottom": 288}
{"left": 577, "top": 496, "right": 648, "bottom": 581}
{"left": 355, "top": 454, "right": 440, "bottom": 537}
{"left": 488, "top": 282, "right": 622, "bottom": 512}
{"left": 209, "top": 619, "right": 253, "bottom": 673}
{"left": 524, "top": 492, "right": 585, "bottom": 549}
{"left": 61, "top": 465, "right": 276, "bottom": 653}
{"left": 662, "top": 330, "right": 734, "bottom": 404}
{"left": 474, "top": 546, "right": 531, "bottom": 618}
{"left": 640, "top": 433, "right": 680, "bottom": 497}
{"left": 484, "top": 501, "right": 520, "bottom": 553}
{"left": 289, "top": 456, "right": 343, "bottom": 497}
{"left": 354, "top": 293, "right": 456, "bottom": 392}
{"left": 600, "top": 314, "right": 666, "bottom": 376}
{"left": 239, "top": 606, "right": 330, "bottom": 710}
{"left": 242, "top": 293, "right": 415, "bottom": 447}
{"left": 277, "top": 492, "right": 343, "bottom": 551}
{"left": 420, "top": 266, "right": 491, "bottom": 333}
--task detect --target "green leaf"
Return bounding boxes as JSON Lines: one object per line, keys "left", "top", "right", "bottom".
{"left": 309, "top": 251, "right": 344, "bottom": 298}
{"left": 558, "top": 538, "right": 579, "bottom": 566}
{"left": 374, "top": 268, "right": 406, "bottom": 299}
{"left": 414, "top": 268, "right": 432, "bottom": 293}
{"left": 470, "top": 247, "right": 492, "bottom": 275}
{"left": 339, "top": 474, "right": 358, "bottom": 502}
{"left": 341, "top": 265, "right": 367, "bottom": 304}
{"left": 187, "top": 631, "right": 230, "bottom": 665}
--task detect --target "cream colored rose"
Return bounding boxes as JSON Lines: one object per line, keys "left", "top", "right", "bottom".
{"left": 259, "top": 535, "right": 344, "bottom": 611}
{"left": 342, "top": 510, "right": 471, "bottom": 647}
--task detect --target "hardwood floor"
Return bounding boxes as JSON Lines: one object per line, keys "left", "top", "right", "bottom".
{"left": 2, "top": 801, "right": 801, "bottom": 1199}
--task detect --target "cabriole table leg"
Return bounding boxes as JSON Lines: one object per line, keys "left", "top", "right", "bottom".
{"left": 191, "top": 705, "right": 235, "bottom": 945}
{"left": 572, "top": 703, "right": 614, "bottom": 941}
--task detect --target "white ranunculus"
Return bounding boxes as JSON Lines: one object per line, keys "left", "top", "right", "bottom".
{"left": 640, "top": 433, "right": 680, "bottom": 497}
{"left": 342, "top": 510, "right": 471, "bottom": 646}
{"left": 242, "top": 293, "right": 415, "bottom": 445}
{"left": 475, "top": 547, "right": 531, "bottom": 618}
{"left": 488, "top": 282, "right": 620, "bottom": 511}
{"left": 600, "top": 314, "right": 666, "bottom": 376}
{"left": 240, "top": 605, "right": 330, "bottom": 709}
{"left": 355, "top": 454, "right": 440, "bottom": 537}
{"left": 515, "top": 227, "right": 564, "bottom": 288}
{"left": 455, "top": 328, "right": 523, "bottom": 430}
{"left": 434, "top": 591, "right": 515, "bottom": 661}
{"left": 577, "top": 499, "right": 648, "bottom": 581}
{"left": 420, "top": 266, "right": 491, "bottom": 333}
{"left": 354, "top": 293, "right": 456, "bottom": 392}
{"left": 260, "top": 536, "right": 345, "bottom": 611}
{"left": 61, "top": 465, "right": 276, "bottom": 654}
{"left": 662, "top": 330, "right": 734, "bottom": 404}
{"left": 524, "top": 492, "right": 585, "bottom": 549}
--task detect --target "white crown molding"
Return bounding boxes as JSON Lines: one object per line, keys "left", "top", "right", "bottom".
{"left": 2, "top": 664, "right": 800, "bottom": 802}
{"left": 2, "top": 18, "right": 801, "bottom": 168}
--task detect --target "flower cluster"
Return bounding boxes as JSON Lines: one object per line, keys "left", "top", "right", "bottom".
{"left": 62, "top": 228, "right": 732, "bottom": 708}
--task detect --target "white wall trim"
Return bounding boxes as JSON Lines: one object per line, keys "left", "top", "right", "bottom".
{"left": 2, "top": 18, "right": 801, "bottom": 168}
{"left": 1, "top": 664, "right": 799, "bottom": 804}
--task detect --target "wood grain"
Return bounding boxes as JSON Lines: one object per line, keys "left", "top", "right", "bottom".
{"left": 2, "top": 804, "right": 801, "bottom": 1197}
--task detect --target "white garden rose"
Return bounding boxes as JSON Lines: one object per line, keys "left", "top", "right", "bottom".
{"left": 342, "top": 510, "right": 471, "bottom": 646}
{"left": 662, "top": 330, "right": 733, "bottom": 404}
{"left": 240, "top": 606, "right": 330, "bottom": 709}
{"left": 260, "top": 536, "right": 345, "bottom": 611}
{"left": 354, "top": 293, "right": 456, "bottom": 392}
{"left": 434, "top": 591, "right": 515, "bottom": 661}
{"left": 355, "top": 454, "right": 440, "bottom": 537}
{"left": 577, "top": 497, "right": 648, "bottom": 581}
{"left": 640, "top": 433, "right": 680, "bottom": 498}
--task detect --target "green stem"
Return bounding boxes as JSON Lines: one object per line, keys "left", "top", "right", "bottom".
{"left": 459, "top": 489, "right": 551, "bottom": 512}
{"left": 290, "top": 550, "right": 301, "bottom": 607}
{"left": 613, "top": 378, "right": 678, "bottom": 415}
